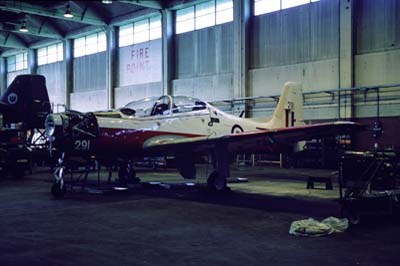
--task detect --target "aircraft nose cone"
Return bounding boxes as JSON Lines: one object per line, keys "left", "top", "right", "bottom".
{"left": 45, "top": 114, "right": 56, "bottom": 137}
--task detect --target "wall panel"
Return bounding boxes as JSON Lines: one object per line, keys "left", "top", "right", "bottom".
{"left": 114, "top": 82, "right": 162, "bottom": 108}
{"left": 119, "top": 39, "right": 162, "bottom": 87}
{"left": 355, "top": 0, "right": 400, "bottom": 54}
{"left": 172, "top": 73, "right": 233, "bottom": 101}
{"left": 37, "top": 62, "right": 66, "bottom": 110}
{"left": 174, "top": 22, "right": 233, "bottom": 79}
{"left": 6, "top": 69, "right": 29, "bottom": 87}
{"left": 250, "top": 0, "right": 338, "bottom": 69}
{"left": 73, "top": 52, "right": 107, "bottom": 92}
{"left": 70, "top": 90, "right": 107, "bottom": 112}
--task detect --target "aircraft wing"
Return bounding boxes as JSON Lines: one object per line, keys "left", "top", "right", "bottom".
{"left": 143, "top": 121, "right": 365, "bottom": 156}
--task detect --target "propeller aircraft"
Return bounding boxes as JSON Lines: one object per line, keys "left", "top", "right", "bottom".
{"left": 43, "top": 81, "right": 363, "bottom": 197}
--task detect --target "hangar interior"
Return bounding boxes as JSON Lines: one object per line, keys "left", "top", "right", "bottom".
{"left": 1, "top": 1, "right": 400, "bottom": 265}
{"left": 0, "top": 0, "right": 399, "bottom": 151}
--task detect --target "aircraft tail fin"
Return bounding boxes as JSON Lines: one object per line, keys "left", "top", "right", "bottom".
{"left": 0, "top": 75, "right": 52, "bottom": 128}
{"left": 269, "top": 82, "right": 304, "bottom": 129}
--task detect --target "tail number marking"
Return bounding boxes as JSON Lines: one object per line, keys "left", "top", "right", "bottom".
{"left": 74, "top": 140, "right": 90, "bottom": 151}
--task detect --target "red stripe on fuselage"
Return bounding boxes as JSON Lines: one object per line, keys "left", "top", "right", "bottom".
{"left": 89, "top": 127, "right": 203, "bottom": 156}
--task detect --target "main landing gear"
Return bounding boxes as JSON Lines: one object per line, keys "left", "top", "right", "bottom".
{"left": 206, "top": 143, "right": 230, "bottom": 192}
{"left": 207, "top": 170, "right": 227, "bottom": 191}
{"left": 117, "top": 161, "right": 140, "bottom": 186}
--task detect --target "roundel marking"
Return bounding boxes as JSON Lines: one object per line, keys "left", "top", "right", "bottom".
{"left": 231, "top": 125, "right": 244, "bottom": 134}
{"left": 8, "top": 93, "right": 18, "bottom": 105}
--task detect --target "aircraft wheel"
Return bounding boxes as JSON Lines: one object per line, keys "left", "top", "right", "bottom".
{"left": 118, "top": 163, "right": 140, "bottom": 185}
{"left": 207, "top": 171, "right": 227, "bottom": 192}
{"left": 128, "top": 167, "right": 141, "bottom": 184}
{"left": 118, "top": 167, "right": 128, "bottom": 186}
{"left": 51, "top": 181, "right": 66, "bottom": 199}
{"left": 342, "top": 206, "right": 361, "bottom": 225}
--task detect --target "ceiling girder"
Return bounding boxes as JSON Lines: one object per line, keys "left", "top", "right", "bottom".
{"left": 0, "top": 22, "right": 63, "bottom": 39}
{"left": 119, "top": 0, "right": 163, "bottom": 10}
{"left": 0, "top": 1, "right": 107, "bottom": 26}
{"left": 110, "top": 8, "right": 159, "bottom": 26}
{"left": 0, "top": 31, "right": 27, "bottom": 49}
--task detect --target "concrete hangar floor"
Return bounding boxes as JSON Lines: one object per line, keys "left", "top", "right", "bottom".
{"left": 0, "top": 165, "right": 399, "bottom": 266}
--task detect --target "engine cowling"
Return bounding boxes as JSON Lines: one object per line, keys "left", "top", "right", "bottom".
{"left": 45, "top": 111, "right": 99, "bottom": 153}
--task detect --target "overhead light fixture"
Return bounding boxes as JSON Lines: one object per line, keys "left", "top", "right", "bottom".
{"left": 102, "top": 0, "right": 112, "bottom": 4}
{"left": 19, "top": 21, "right": 28, "bottom": 32}
{"left": 64, "top": 3, "right": 73, "bottom": 18}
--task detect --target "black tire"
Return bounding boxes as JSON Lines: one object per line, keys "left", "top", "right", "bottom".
{"left": 118, "top": 167, "right": 128, "bottom": 186}
{"left": 342, "top": 205, "right": 361, "bottom": 225}
{"left": 207, "top": 170, "right": 227, "bottom": 192}
{"left": 118, "top": 163, "right": 140, "bottom": 185}
{"left": 51, "top": 181, "right": 66, "bottom": 199}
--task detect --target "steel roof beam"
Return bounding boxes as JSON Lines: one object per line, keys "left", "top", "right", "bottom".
{"left": 0, "top": 1, "right": 107, "bottom": 26}
{"left": 110, "top": 8, "right": 159, "bottom": 26}
{"left": 119, "top": 0, "right": 163, "bottom": 10}
{"left": 0, "top": 24, "right": 62, "bottom": 40}
{"left": 0, "top": 31, "right": 27, "bottom": 49}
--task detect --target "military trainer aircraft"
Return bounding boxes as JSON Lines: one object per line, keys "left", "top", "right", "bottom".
{"left": 43, "top": 81, "right": 364, "bottom": 197}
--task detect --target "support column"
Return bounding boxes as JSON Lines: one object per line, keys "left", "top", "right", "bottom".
{"left": 338, "top": 0, "right": 354, "bottom": 119}
{"left": 162, "top": 10, "right": 173, "bottom": 95}
{"left": 64, "top": 39, "right": 73, "bottom": 110}
{"left": 233, "top": 0, "right": 250, "bottom": 99}
{"left": 0, "top": 57, "right": 6, "bottom": 94}
{"left": 106, "top": 26, "right": 117, "bottom": 109}
{"left": 28, "top": 48, "right": 37, "bottom": 74}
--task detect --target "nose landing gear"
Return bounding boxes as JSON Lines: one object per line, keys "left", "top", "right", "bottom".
{"left": 52, "top": 153, "right": 66, "bottom": 198}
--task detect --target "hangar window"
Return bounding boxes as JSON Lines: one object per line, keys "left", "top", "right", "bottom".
{"left": 7, "top": 52, "right": 27, "bottom": 72}
{"left": 176, "top": 6, "right": 195, "bottom": 34}
{"left": 118, "top": 15, "right": 162, "bottom": 48}
{"left": 196, "top": 1, "right": 216, "bottom": 30}
{"left": 150, "top": 16, "right": 162, "bottom": 40}
{"left": 119, "top": 24, "right": 133, "bottom": 47}
{"left": 176, "top": 0, "right": 233, "bottom": 34}
{"left": 254, "top": 0, "right": 319, "bottom": 16}
{"left": 73, "top": 32, "right": 106, "bottom": 58}
{"left": 216, "top": 0, "right": 233, "bottom": 25}
{"left": 37, "top": 43, "right": 63, "bottom": 66}
{"left": 134, "top": 19, "right": 149, "bottom": 44}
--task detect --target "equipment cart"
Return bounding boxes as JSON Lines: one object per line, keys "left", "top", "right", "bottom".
{"left": 339, "top": 150, "right": 400, "bottom": 224}
{"left": 0, "top": 127, "right": 31, "bottom": 178}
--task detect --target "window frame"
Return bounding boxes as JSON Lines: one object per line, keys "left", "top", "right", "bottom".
{"left": 6, "top": 52, "right": 28, "bottom": 72}
{"left": 254, "top": 0, "right": 320, "bottom": 16}
{"left": 118, "top": 15, "right": 162, "bottom": 48}
{"left": 73, "top": 31, "right": 107, "bottom": 58}
{"left": 37, "top": 43, "right": 63, "bottom": 66}
{"left": 175, "top": 0, "right": 233, "bottom": 35}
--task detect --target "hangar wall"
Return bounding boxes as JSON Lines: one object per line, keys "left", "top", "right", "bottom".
{"left": 37, "top": 62, "right": 66, "bottom": 112}
{"left": 6, "top": 69, "right": 29, "bottom": 87}
{"left": 354, "top": 0, "right": 400, "bottom": 94}
{"left": 248, "top": 0, "right": 341, "bottom": 122}
{"left": 172, "top": 23, "right": 234, "bottom": 101}
{"left": 249, "top": 0, "right": 339, "bottom": 96}
{"left": 248, "top": 0, "right": 400, "bottom": 128}
{"left": 115, "top": 39, "right": 163, "bottom": 107}
{"left": 71, "top": 52, "right": 107, "bottom": 111}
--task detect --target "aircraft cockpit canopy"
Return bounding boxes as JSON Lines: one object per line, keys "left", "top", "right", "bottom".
{"left": 121, "top": 96, "right": 207, "bottom": 117}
